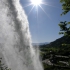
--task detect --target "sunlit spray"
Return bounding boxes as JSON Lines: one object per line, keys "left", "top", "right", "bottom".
{"left": 0, "top": 0, "right": 43, "bottom": 70}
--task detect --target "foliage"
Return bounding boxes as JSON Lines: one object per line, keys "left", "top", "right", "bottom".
{"left": 40, "top": 44, "right": 70, "bottom": 70}
{"left": 60, "top": 0, "right": 70, "bottom": 15}
{"left": 59, "top": 21, "right": 70, "bottom": 36}
{"left": 59, "top": 0, "right": 70, "bottom": 47}
{"left": 59, "top": 0, "right": 70, "bottom": 36}
{"left": 0, "top": 58, "right": 10, "bottom": 70}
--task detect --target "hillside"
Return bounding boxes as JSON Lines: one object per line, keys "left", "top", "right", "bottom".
{"left": 40, "top": 36, "right": 70, "bottom": 48}
{"left": 39, "top": 36, "right": 70, "bottom": 70}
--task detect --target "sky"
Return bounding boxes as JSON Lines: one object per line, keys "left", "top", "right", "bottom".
{"left": 20, "top": 0, "right": 70, "bottom": 43}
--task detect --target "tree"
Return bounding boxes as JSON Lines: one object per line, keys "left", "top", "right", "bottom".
{"left": 59, "top": 21, "right": 70, "bottom": 36}
{"left": 60, "top": 0, "right": 70, "bottom": 15}
{"left": 59, "top": 0, "right": 70, "bottom": 36}
{"left": 59, "top": 0, "right": 70, "bottom": 47}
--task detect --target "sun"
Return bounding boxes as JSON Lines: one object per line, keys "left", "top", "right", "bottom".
{"left": 24, "top": 0, "right": 55, "bottom": 18}
{"left": 31, "top": 0, "right": 42, "bottom": 6}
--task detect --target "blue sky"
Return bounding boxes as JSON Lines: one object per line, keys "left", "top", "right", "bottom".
{"left": 20, "top": 0, "right": 70, "bottom": 43}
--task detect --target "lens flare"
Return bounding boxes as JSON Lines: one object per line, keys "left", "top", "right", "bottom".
{"left": 31, "top": 0, "right": 42, "bottom": 6}
{"left": 23, "top": 0, "right": 59, "bottom": 18}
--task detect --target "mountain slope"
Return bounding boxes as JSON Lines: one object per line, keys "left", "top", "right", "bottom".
{"left": 40, "top": 36, "right": 70, "bottom": 48}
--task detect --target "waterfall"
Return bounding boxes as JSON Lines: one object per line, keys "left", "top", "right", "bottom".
{"left": 0, "top": 0, "right": 43, "bottom": 70}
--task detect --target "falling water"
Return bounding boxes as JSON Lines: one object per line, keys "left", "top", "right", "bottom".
{"left": 0, "top": 0, "right": 43, "bottom": 70}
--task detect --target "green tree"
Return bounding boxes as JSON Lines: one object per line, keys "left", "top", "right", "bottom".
{"left": 60, "top": 0, "right": 70, "bottom": 15}
{"left": 59, "top": 0, "right": 70, "bottom": 36}
{"left": 59, "top": 21, "right": 70, "bottom": 36}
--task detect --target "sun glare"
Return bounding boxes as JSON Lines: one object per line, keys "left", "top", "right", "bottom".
{"left": 24, "top": 0, "right": 57, "bottom": 18}
{"left": 31, "top": 0, "right": 42, "bottom": 6}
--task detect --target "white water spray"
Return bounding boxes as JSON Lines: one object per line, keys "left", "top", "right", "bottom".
{"left": 0, "top": 0, "right": 43, "bottom": 70}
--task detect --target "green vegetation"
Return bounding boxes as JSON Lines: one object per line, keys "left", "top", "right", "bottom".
{"left": 40, "top": 36, "right": 70, "bottom": 70}
{"left": 0, "top": 58, "right": 10, "bottom": 70}
{"left": 40, "top": 0, "right": 70, "bottom": 70}
{"left": 60, "top": 0, "right": 70, "bottom": 15}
